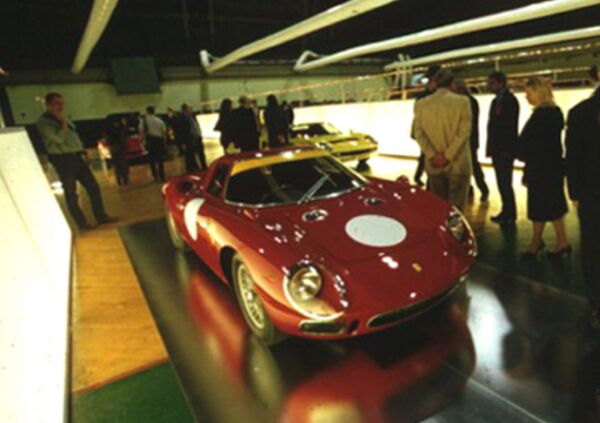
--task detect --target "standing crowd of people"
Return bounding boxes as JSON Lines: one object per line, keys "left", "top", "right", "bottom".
{"left": 34, "top": 92, "right": 295, "bottom": 227}
{"left": 411, "top": 63, "right": 600, "bottom": 329}
{"left": 214, "top": 94, "right": 294, "bottom": 152}
{"left": 33, "top": 66, "right": 599, "bottom": 330}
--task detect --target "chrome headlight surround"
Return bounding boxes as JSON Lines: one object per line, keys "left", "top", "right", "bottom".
{"left": 445, "top": 208, "right": 477, "bottom": 256}
{"left": 446, "top": 210, "right": 467, "bottom": 242}
{"left": 283, "top": 263, "right": 343, "bottom": 321}
{"left": 365, "top": 135, "right": 378, "bottom": 145}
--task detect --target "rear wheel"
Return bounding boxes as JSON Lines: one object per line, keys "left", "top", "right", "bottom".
{"left": 231, "top": 254, "right": 286, "bottom": 345}
{"left": 165, "top": 205, "right": 189, "bottom": 251}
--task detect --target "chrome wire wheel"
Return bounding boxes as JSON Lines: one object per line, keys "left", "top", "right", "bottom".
{"left": 237, "top": 262, "right": 266, "bottom": 330}
{"left": 231, "top": 254, "right": 287, "bottom": 345}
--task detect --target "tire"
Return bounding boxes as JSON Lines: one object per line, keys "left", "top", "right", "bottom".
{"left": 165, "top": 206, "right": 189, "bottom": 251}
{"left": 231, "top": 254, "right": 287, "bottom": 345}
{"left": 357, "top": 159, "right": 370, "bottom": 171}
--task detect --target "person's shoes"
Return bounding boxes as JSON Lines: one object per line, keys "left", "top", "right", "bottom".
{"left": 501, "top": 218, "right": 516, "bottom": 227}
{"left": 480, "top": 192, "right": 489, "bottom": 203}
{"left": 491, "top": 214, "right": 505, "bottom": 224}
{"left": 492, "top": 214, "right": 515, "bottom": 226}
{"left": 415, "top": 179, "right": 425, "bottom": 187}
{"left": 547, "top": 245, "right": 573, "bottom": 259}
{"left": 521, "top": 242, "right": 545, "bottom": 259}
{"left": 78, "top": 222, "right": 96, "bottom": 231}
{"left": 468, "top": 186, "right": 475, "bottom": 198}
{"left": 97, "top": 215, "right": 119, "bottom": 225}
{"left": 590, "top": 309, "right": 600, "bottom": 330}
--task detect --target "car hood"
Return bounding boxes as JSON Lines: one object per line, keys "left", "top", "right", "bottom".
{"left": 276, "top": 183, "right": 448, "bottom": 264}
{"left": 247, "top": 180, "right": 471, "bottom": 314}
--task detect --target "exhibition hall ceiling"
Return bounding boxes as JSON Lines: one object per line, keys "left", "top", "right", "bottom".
{"left": 1, "top": 0, "right": 599, "bottom": 70}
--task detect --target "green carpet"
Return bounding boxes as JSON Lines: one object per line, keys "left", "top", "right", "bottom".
{"left": 71, "top": 362, "right": 196, "bottom": 423}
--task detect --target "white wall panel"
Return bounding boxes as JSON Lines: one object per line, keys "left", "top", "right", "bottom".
{"left": 291, "top": 88, "right": 594, "bottom": 163}
{"left": 7, "top": 76, "right": 387, "bottom": 125}
{"left": 197, "top": 87, "right": 594, "bottom": 163}
{"left": 0, "top": 128, "right": 71, "bottom": 423}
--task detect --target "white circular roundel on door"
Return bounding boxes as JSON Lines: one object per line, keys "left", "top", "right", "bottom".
{"left": 184, "top": 198, "right": 205, "bottom": 241}
{"left": 345, "top": 214, "right": 407, "bottom": 247}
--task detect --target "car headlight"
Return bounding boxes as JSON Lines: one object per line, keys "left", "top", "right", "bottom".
{"left": 316, "top": 142, "right": 333, "bottom": 152}
{"left": 284, "top": 264, "right": 342, "bottom": 320}
{"left": 288, "top": 266, "right": 322, "bottom": 301}
{"left": 445, "top": 208, "right": 477, "bottom": 256}
{"left": 365, "top": 136, "right": 378, "bottom": 145}
{"left": 446, "top": 210, "right": 467, "bottom": 242}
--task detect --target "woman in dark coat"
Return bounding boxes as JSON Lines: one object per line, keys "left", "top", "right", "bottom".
{"left": 105, "top": 116, "right": 129, "bottom": 186}
{"left": 263, "top": 94, "right": 289, "bottom": 148}
{"left": 214, "top": 98, "right": 235, "bottom": 154}
{"left": 518, "top": 77, "right": 570, "bottom": 258}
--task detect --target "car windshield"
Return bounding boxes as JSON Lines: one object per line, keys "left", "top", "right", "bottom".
{"left": 290, "top": 123, "right": 341, "bottom": 137}
{"left": 226, "top": 156, "right": 365, "bottom": 206}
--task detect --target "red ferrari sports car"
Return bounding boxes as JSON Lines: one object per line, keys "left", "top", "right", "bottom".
{"left": 163, "top": 147, "right": 476, "bottom": 344}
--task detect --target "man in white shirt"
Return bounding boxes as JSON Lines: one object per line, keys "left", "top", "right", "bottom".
{"left": 139, "top": 106, "right": 167, "bottom": 181}
{"left": 413, "top": 69, "right": 472, "bottom": 211}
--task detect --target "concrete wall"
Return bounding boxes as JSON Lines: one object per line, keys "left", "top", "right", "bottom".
{"left": 0, "top": 128, "right": 72, "bottom": 422}
{"left": 6, "top": 76, "right": 388, "bottom": 125}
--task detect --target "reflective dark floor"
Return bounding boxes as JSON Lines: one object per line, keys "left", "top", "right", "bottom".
{"left": 120, "top": 219, "right": 600, "bottom": 423}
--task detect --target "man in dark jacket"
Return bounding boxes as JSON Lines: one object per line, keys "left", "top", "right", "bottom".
{"left": 165, "top": 107, "right": 185, "bottom": 156}
{"left": 487, "top": 71, "right": 519, "bottom": 225}
{"left": 232, "top": 95, "right": 260, "bottom": 152}
{"left": 455, "top": 79, "right": 489, "bottom": 202}
{"left": 264, "top": 94, "right": 289, "bottom": 148}
{"left": 181, "top": 104, "right": 207, "bottom": 172}
{"left": 566, "top": 65, "right": 600, "bottom": 330}
{"left": 281, "top": 101, "right": 295, "bottom": 127}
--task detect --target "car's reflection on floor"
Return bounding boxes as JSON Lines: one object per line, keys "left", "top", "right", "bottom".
{"left": 121, "top": 219, "right": 600, "bottom": 423}
{"left": 185, "top": 266, "right": 476, "bottom": 423}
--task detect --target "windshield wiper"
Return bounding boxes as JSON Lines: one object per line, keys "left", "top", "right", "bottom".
{"left": 299, "top": 173, "right": 331, "bottom": 204}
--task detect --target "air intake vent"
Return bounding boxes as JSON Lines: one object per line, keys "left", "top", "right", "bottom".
{"left": 364, "top": 197, "right": 384, "bottom": 206}
{"left": 302, "top": 209, "right": 329, "bottom": 222}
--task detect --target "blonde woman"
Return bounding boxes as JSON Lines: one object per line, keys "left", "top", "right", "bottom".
{"left": 518, "top": 77, "right": 570, "bottom": 258}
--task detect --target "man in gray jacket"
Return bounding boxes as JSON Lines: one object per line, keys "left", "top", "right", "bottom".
{"left": 413, "top": 69, "right": 472, "bottom": 211}
{"left": 36, "top": 92, "right": 117, "bottom": 229}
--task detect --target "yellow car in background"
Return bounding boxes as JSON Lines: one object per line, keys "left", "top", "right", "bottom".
{"left": 289, "top": 122, "right": 378, "bottom": 169}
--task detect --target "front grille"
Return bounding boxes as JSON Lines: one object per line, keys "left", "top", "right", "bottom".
{"left": 299, "top": 320, "right": 346, "bottom": 335}
{"left": 367, "top": 284, "right": 458, "bottom": 328}
{"left": 329, "top": 137, "right": 359, "bottom": 144}
{"left": 335, "top": 148, "right": 376, "bottom": 157}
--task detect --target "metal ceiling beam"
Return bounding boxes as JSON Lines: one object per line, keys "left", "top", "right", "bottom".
{"left": 200, "top": 0, "right": 400, "bottom": 74}
{"left": 71, "top": 0, "right": 119, "bottom": 73}
{"left": 383, "top": 25, "right": 600, "bottom": 71}
{"left": 294, "top": 0, "right": 600, "bottom": 72}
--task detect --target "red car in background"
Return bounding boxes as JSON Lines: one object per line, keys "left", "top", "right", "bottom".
{"left": 163, "top": 147, "right": 476, "bottom": 345}
{"left": 97, "top": 112, "right": 147, "bottom": 162}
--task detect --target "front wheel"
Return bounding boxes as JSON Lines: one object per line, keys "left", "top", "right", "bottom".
{"left": 231, "top": 254, "right": 287, "bottom": 345}
{"left": 165, "top": 205, "right": 189, "bottom": 251}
